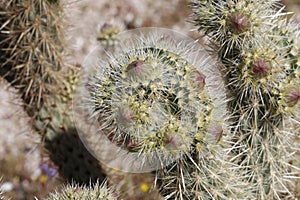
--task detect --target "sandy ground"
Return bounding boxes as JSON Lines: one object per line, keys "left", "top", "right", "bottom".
{"left": 0, "top": 78, "right": 41, "bottom": 178}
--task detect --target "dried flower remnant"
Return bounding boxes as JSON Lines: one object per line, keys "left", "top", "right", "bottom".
{"left": 252, "top": 59, "right": 271, "bottom": 78}
{"left": 189, "top": 70, "right": 206, "bottom": 90}
{"left": 125, "top": 60, "right": 152, "bottom": 80}
{"left": 230, "top": 13, "right": 249, "bottom": 32}
{"left": 285, "top": 87, "right": 300, "bottom": 107}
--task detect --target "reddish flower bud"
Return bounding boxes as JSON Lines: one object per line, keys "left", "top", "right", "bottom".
{"left": 126, "top": 60, "right": 150, "bottom": 79}
{"left": 127, "top": 140, "right": 136, "bottom": 149}
{"left": 190, "top": 70, "right": 206, "bottom": 90}
{"left": 286, "top": 87, "right": 300, "bottom": 107}
{"left": 230, "top": 13, "right": 249, "bottom": 32}
{"left": 116, "top": 106, "right": 134, "bottom": 126}
{"left": 208, "top": 123, "right": 223, "bottom": 144}
{"left": 252, "top": 60, "right": 271, "bottom": 78}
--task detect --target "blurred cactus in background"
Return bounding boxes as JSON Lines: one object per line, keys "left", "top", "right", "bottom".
{"left": 97, "top": 23, "right": 122, "bottom": 50}
{"left": 0, "top": 0, "right": 107, "bottom": 186}
{"left": 0, "top": 0, "right": 64, "bottom": 110}
{"left": 191, "top": 0, "right": 300, "bottom": 199}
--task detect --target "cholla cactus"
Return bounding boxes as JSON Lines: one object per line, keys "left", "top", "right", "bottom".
{"left": 0, "top": 0, "right": 107, "bottom": 184}
{"left": 87, "top": 29, "right": 220, "bottom": 163}
{"left": 43, "top": 181, "right": 116, "bottom": 200}
{"left": 191, "top": 0, "right": 300, "bottom": 199}
{"left": 97, "top": 23, "right": 122, "bottom": 49}
{"left": 191, "top": 0, "right": 283, "bottom": 57}
{"left": 89, "top": 35, "right": 213, "bottom": 163}
{"left": 80, "top": 28, "right": 249, "bottom": 199}
{"left": 0, "top": 0, "right": 65, "bottom": 110}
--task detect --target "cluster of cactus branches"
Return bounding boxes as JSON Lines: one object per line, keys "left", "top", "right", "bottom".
{"left": 191, "top": 0, "right": 300, "bottom": 199}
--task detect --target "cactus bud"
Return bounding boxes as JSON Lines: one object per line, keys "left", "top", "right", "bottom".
{"left": 285, "top": 87, "right": 300, "bottom": 107}
{"left": 126, "top": 60, "right": 151, "bottom": 80}
{"left": 252, "top": 59, "right": 271, "bottom": 78}
{"left": 208, "top": 123, "right": 223, "bottom": 144}
{"left": 116, "top": 105, "right": 134, "bottom": 127}
{"left": 230, "top": 13, "right": 249, "bottom": 32}
{"left": 189, "top": 70, "right": 206, "bottom": 90}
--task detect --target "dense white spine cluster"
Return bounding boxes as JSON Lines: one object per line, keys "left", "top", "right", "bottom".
{"left": 80, "top": 29, "right": 249, "bottom": 199}
{"left": 88, "top": 31, "right": 216, "bottom": 162}
{"left": 44, "top": 181, "right": 116, "bottom": 200}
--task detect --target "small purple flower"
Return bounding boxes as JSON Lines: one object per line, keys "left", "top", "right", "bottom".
{"left": 47, "top": 168, "right": 57, "bottom": 177}
{"left": 41, "top": 163, "right": 57, "bottom": 178}
{"left": 41, "top": 163, "right": 49, "bottom": 173}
